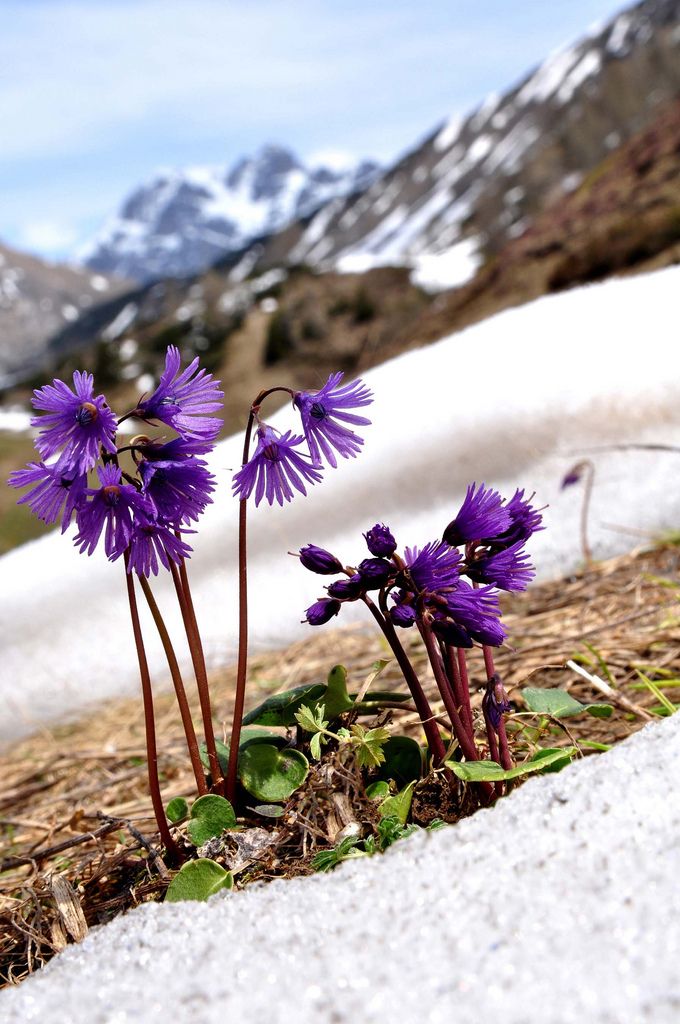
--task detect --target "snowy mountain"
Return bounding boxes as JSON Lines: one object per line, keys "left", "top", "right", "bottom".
{"left": 243, "top": 0, "right": 680, "bottom": 289}
{"left": 83, "top": 146, "right": 380, "bottom": 283}
{"left": 0, "top": 242, "right": 125, "bottom": 386}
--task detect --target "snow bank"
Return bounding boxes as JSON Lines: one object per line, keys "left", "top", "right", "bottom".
{"left": 2, "top": 266, "right": 680, "bottom": 741}
{"left": 3, "top": 704, "right": 679, "bottom": 1023}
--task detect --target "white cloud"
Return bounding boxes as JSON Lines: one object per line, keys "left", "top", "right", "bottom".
{"left": 18, "top": 219, "right": 79, "bottom": 255}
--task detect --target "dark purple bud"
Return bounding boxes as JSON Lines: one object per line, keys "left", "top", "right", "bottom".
{"left": 299, "top": 544, "right": 344, "bottom": 574}
{"left": 364, "top": 523, "right": 396, "bottom": 557}
{"left": 304, "top": 598, "right": 342, "bottom": 625}
{"left": 431, "top": 616, "right": 473, "bottom": 648}
{"left": 482, "top": 673, "right": 511, "bottom": 730}
{"left": 357, "top": 557, "right": 395, "bottom": 590}
{"left": 389, "top": 602, "right": 416, "bottom": 628}
{"left": 327, "top": 574, "right": 364, "bottom": 600}
{"left": 561, "top": 464, "right": 584, "bottom": 489}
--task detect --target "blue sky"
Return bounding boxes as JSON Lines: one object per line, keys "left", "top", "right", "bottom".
{"left": 1, "top": 0, "right": 627, "bottom": 260}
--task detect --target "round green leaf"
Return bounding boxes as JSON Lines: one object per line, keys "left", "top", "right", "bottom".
{"left": 188, "top": 794, "right": 238, "bottom": 846}
{"left": 238, "top": 744, "right": 309, "bottom": 802}
{"left": 165, "top": 858, "right": 233, "bottom": 903}
{"left": 242, "top": 684, "right": 326, "bottom": 726}
{"left": 166, "top": 797, "right": 189, "bottom": 823}
{"left": 375, "top": 736, "right": 423, "bottom": 785}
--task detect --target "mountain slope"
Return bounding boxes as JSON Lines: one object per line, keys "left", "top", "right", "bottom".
{"left": 83, "top": 145, "right": 380, "bottom": 283}
{"left": 243, "top": 0, "right": 680, "bottom": 284}
{"left": 0, "top": 243, "right": 125, "bottom": 386}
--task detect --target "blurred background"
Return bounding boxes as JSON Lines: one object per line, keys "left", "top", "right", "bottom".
{"left": 1, "top": 0, "right": 679, "bottom": 556}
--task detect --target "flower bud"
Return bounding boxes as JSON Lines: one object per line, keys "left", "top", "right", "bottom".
{"left": 299, "top": 544, "right": 343, "bottom": 574}
{"left": 327, "top": 574, "right": 364, "bottom": 600}
{"left": 390, "top": 602, "right": 416, "bottom": 628}
{"left": 304, "top": 598, "right": 341, "bottom": 625}
{"left": 357, "top": 557, "right": 395, "bottom": 590}
{"left": 363, "top": 523, "right": 396, "bottom": 558}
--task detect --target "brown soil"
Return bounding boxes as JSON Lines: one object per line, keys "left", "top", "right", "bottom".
{"left": 1, "top": 541, "right": 679, "bottom": 986}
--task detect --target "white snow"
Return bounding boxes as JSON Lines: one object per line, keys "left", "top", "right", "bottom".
{"left": 433, "top": 114, "right": 463, "bottom": 153}
{"left": 409, "top": 238, "right": 480, "bottom": 292}
{"left": 2, "top": 267, "right": 680, "bottom": 743}
{"left": 608, "top": 13, "right": 632, "bottom": 55}
{"left": 0, "top": 406, "right": 32, "bottom": 432}
{"left": 101, "top": 302, "right": 138, "bottom": 341}
{"left": 558, "top": 50, "right": 602, "bottom": 103}
{"left": 517, "top": 45, "right": 580, "bottom": 105}
{"left": 3, "top": 708, "right": 680, "bottom": 1023}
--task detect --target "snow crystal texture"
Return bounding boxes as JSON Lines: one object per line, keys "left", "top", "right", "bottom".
{"left": 3, "top": 711, "right": 679, "bottom": 1023}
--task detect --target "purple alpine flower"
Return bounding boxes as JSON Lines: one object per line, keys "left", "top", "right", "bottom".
{"left": 389, "top": 601, "right": 417, "bottom": 628}
{"left": 139, "top": 457, "right": 215, "bottom": 525}
{"left": 304, "top": 598, "right": 342, "bottom": 625}
{"left": 74, "top": 464, "right": 151, "bottom": 560}
{"left": 443, "top": 483, "right": 512, "bottom": 547}
{"left": 494, "top": 489, "right": 544, "bottom": 547}
{"left": 31, "top": 372, "right": 117, "bottom": 473}
{"left": 9, "top": 461, "right": 87, "bottom": 532}
{"left": 404, "top": 540, "right": 462, "bottom": 594}
{"left": 482, "top": 674, "right": 512, "bottom": 730}
{"left": 232, "top": 424, "right": 323, "bottom": 506}
{"left": 357, "top": 557, "right": 395, "bottom": 590}
{"left": 466, "top": 541, "right": 535, "bottom": 592}
{"left": 298, "top": 544, "right": 343, "bottom": 574}
{"left": 134, "top": 346, "right": 223, "bottom": 441}
{"left": 444, "top": 581, "right": 506, "bottom": 647}
{"left": 135, "top": 435, "right": 217, "bottom": 460}
{"left": 327, "top": 574, "right": 364, "bottom": 600}
{"left": 127, "top": 520, "right": 193, "bottom": 577}
{"left": 364, "top": 523, "right": 396, "bottom": 558}
{"left": 293, "top": 372, "right": 372, "bottom": 468}
{"left": 430, "top": 614, "right": 473, "bottom": 649}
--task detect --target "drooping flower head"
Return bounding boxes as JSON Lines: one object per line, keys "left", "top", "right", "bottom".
{"left": 466, "top": 540, "right": 535, "bottom": 592}
{"left": 364, "top": 523, "right": 396, "bottom": 558}
{"left": 232, "top": 424, "right": 323, "bottom": 506}
{"left": 298, "top": 544, "right": 344, "bottom": 575}
{"left": 304, "top": 598, "right": 341, "bottom": 626}
{"left": 443, "top": 483, "right": 512, "bottom": 547}
{"left": 442, "top": 580, "right": 506, "bottom": 647}
{"left": 492, "top": 489, "right": 544, "bottom": 549}
{"left": 293, "top": 372, "right": 372, "bottom": 468}
{"left": 404, "top": 540, "right": 462, "bottom": 594}
{"left": 134, "top": 346, "right": 223, "bottom": 441}
{"left": 9, "top": 461, "right": 88, "bottom": 532}
{"left": 31, "top": 372, "right": 117, "bottom": 473}
{"left": 74, "top": 464, "right": 151, "bottom": 560}
{"left": 139, "top": 456, "right": 215, "bottom": 525}
{"left": 126, "top": 519, "right": 193, "bottom": 576}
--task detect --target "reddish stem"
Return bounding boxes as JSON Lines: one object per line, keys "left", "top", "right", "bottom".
{"left": 445, "top": 643, "right": 475, "bottom": 739}
{"left": 170, "top": 561, "right": 221, "bottom": 789}
{"left": 124, "top": 557, "right": 181, "bottom": 863}
{"left": 481, "top": 643, "right": 513, "bottom": 771}
{"left": 362, "top": 596, "right": 447, "bottom": 766}
{"left": 138, "top": 575, "right": 208, "bottom": 796}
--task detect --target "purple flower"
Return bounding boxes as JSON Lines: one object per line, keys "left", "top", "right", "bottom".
{"left": 444, "top": 581, "right": 506, "bottom": 647}
{"left": 442, "top": 483, "right": 512, "bottom": 547}
{"left": 135, "top": 346, "right": 223, "bottom": 441}
{"left": 139, "top": 457, "right": 215, "bottom": 525}
{"left": 299, "top": 544, "right": 343, "bottom": 574}
{"left": 404, "top": 541, "right": 462, "bottom": 593}
{"left": 467, "top": 541, "right": 535, "bottom": 592}
{"left": 31, "top": 372, "right": 117, "bottom": 473}
{"left": 492, "top": 489, "right": 544, "bottom": 549}
{"left": 304, "top": 598, "right": 341, "bottom": 625}
{"left": 293, "top": 372, "right": 372, "bottom": 468}
{"left": 482, "top": 674, "right": 512, "bottom": 730}
{"left": 127, "top": 520, "right": 193, "bottom": 577}
{"left": 430, "top": 615, "right": 472, "bottom": 648}
{"left": 389, "top": 601, "right": 416, "bottom": 628}
{"left": 232, "top": 424, "right": 323, "bottom": 506}
{"left": 357, "top": 557, "right": 395, "bottom": 590}
{"left": 364, "top": 523, "right": 396, "bottom": 557}
{"left": 74, "top": 464, "right": 151, "bottom": 560}
{"left": 9, "top": 461, "right": 87, "bottom": 532}
{"left": 136, "top": 435, "right": 217, "bottom": 460}
{"left": 327, "top": 575, "right": 364, "bottom": 600}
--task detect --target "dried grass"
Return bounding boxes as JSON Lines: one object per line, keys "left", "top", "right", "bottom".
{"left": 1, "top": 542, "right": 679, "bottom": 985}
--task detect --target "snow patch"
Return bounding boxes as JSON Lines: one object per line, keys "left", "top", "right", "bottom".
{"left": 433, "top": 114, "right": 463, "bottom": 152}
{"left": 409, "top": 238, "right": 480, "bottom": 292}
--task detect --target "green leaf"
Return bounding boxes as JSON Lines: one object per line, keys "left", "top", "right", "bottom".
{"left": 446, "top": 747, "right": 577, "bottom": 782}
{"left": 365, "top": 780, "right": 391, "bottom": 801}
{"left": 199, "top": 731, "right": 283, "bottom": 778}
{"left": 242, "top": 683, "right": 327, "bottom": 727}
{"left": 324, "top": 665, "right": 355, "bottom": 717}
{"left": 635, "top": 670, "right": 678, "bottom": 716}
{"left": 294, "top": 702, "right": 328, "bottom": 734}
{"left": 350, "top": 724, "right": 390, "bottom": 768}
{"left": 378, "top": 780, "right": 416, "bottom": 825}
{"left": 187, "top": 794, "right": 238, "bottom": 846}
{"left": 353, "top": 690, "right": 411, "bottom": 714}
{"left": 309, "top": 732, "right": 323, "bottom": 761}
{"left": 165, "top": 797, "right": 189, "bottom": 824}
{"left": 165, "top": 859, "right": 233, "bottom": 902}
{"left": 250, "top": 803, "right": 286, "bottom": 818}
{"left": 312, "top": 835, "right": 363, "bottom": 873}
{"left": 238, "top": 744, "right": 309, "bottom": 802}
{"left": 521, "top": 687, "right": 612, "bottom": 719}
{"left": 580, "top": 740, "right": 612, "bottom": 752}
{"left": 375, "top": 735, "right": 423, "bottom": 785}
